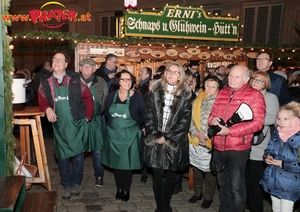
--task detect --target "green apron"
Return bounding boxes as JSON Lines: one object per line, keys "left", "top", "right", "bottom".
{"left": 52, "top": 81, "right": 88, "bottom": 159}
{"left": 102, "top": 90, "right": 142, "bottom": 170}
{"left": 86, "top": 85, "right": 104, "bottom": 151}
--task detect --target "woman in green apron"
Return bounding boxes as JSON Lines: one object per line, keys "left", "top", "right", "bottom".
{"left": 79, "top": 58, "right": 108, "bottom": 187}
{"left": 102, "top": 70, "right": 145, "bottom": 202}
{"left": 38, "top": 52, "right": 94, "bottom": 200}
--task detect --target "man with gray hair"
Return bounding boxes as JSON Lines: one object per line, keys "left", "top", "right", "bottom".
{"left": 208, "top": 65, "right": 266, "bottom": 212}
{"left": 79, "top": 58, "right": 108, "bottom": 188}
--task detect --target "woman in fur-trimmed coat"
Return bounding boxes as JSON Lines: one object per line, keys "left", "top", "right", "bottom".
{"left": 144, "top": 62, "right": 192, "bottom": 212}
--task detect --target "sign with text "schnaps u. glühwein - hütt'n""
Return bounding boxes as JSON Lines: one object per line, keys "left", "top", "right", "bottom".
{"left": 124, "top": 5, "right": 239, "bottom": 41}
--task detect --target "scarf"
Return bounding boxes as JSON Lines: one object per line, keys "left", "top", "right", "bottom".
{"left": 188, "top": 91, "right": 212, "bottom": 149}
{"left": 277, "top": 117, "right": 300, "bottom": 142}
{"left": 81, "top": 73, "right": 95, "bottom": 85}
{"left": 139, "top": 78, "right": 149, "bottom": 87}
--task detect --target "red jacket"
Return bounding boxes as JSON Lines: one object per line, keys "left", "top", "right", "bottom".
{"left": 208, "top": 83, "right": 266, "bottom": 151}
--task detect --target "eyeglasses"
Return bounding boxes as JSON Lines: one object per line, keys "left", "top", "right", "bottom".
{"left": 52, "top": 58, "right": 66, "bottom": 63}
{"left": 251, "top": 78, "right": 265, "bottom": 84}
{"left": 120, "top": 78, "right": 132, "bottom": 83}
{"left": 166, "top": 69, "right": 180, "bottom": 76}
{"left": 256, "top": 58, "right": 270, "bottom": 61}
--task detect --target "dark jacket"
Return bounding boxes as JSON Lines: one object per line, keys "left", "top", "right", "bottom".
{"left": 137, "top": 79, "right": 150, "bottom": 94}
{"left": 144, "top": 79, "right": 192, "bottom": 171}
{"left": 33, "top": 67, "right": 49, "bottom": 93}
{"left": 91, "top": 76, "right": 108, "bottom": 113}
{"left": 289, "top": 86, "right": 300, "bottom": 103}
{"left": 137, "top": 78, "right": 150, "bottom": 102}
{"left": 40, "top": 70, "right": 91, "bottom": 121}
{"left": 95, "top": 62, "right": 116, "bottom": 89}
{"left": 267, "top": 70, "right": 290, "bottom": 106}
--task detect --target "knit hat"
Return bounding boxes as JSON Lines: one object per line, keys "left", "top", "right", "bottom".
{"left": 79, "top": 58, "right": 96, "bottom": 66}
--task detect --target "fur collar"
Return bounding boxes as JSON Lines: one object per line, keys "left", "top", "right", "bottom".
{"left": 151, "top": 79, "right": 191, "bottom": 136}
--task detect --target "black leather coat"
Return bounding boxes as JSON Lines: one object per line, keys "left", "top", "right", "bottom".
{"left": 144, "top": 79, "right": 192, "bottom": 171}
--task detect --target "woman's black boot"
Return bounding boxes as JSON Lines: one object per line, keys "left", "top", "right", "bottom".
{"left": 122, "top": 190, "right": 130, "bottom": 202}
{"left": 115, "top": 189, "right": 122, "bottom": 200}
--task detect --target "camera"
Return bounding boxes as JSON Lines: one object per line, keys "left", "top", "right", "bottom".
{"left": 207, "top": 103, "right": 254, "bottom": 137}
{"left": 208, "top": 118, "right": 226, "bottom": 136}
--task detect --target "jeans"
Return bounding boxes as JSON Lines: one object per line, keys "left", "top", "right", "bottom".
{"left": 271, "top": 195, "right": 294, "bottom": 212}
{"left": 58, "top": 153, "right": 84, "bottom": 188}
{"left": 214, "top": 149, "right": 250, "bottom": 212}
{"left": 92, "top": 149, "right": 104, "bottom": 178}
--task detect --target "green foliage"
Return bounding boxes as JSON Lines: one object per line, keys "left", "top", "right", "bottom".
{"left": 3, "top": 0, "right": 15, "bottom": 175}
{"left": 11, "top": 30, "right": 300, "bottom": 61}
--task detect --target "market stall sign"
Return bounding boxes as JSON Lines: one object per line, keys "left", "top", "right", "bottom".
{"left": 123, "top": 5, "right": 239, "bottom": 41}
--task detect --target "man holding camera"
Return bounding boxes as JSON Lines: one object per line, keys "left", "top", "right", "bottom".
{"left": 208, "top": 65, "right": 266, "bottom": 212}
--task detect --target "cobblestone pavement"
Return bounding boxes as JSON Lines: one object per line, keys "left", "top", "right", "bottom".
{"left": 27, "top": 138, "right": 277, "bottom": 212}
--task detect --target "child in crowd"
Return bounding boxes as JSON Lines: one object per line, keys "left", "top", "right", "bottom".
{"left": 260, "top": 101, "right": 300, "bottom": 212}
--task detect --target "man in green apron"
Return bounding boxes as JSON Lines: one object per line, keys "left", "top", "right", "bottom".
{"left": 79, "top": 58, "right": 108, "bottom": 187}
{"left": 38, "top": 52, "right": 94, "bottom": 200}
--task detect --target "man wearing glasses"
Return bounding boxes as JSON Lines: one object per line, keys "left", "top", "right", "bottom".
{"left": 256, "top": 52, "right": 290, "bottom": 105}
{"left": 95, "top": 53, "right": 118, "bottom": 89}
{"left": 38, "top": 52, "right": 94, "bottom": 200}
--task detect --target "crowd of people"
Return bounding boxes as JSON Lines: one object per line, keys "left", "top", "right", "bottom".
{"left": 30, "top": 51, "right": 300, "bottom": 212}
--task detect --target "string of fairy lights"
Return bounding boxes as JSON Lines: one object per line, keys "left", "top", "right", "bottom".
{"left": 9, "top": 30, "right": 300, "bottom": 62}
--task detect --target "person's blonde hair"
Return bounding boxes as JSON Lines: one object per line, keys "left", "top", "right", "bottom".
{"left": 251, "top": 71, "right": 271, "bottom": 89}
{"left": 279, "top": 101, "right": 300, "bottom": 117}
{"left": 161, "top": 62, "right": 186, "bottom": 95}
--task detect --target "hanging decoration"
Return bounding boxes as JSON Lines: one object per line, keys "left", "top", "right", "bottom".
{"left": 124, "top": 0, "right": 137, "bottom": 9}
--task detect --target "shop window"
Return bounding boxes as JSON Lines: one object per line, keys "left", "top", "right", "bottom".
{"left": 206, "top": 9, "right": 222, "bottom": 16}
{"left": 101, "top": 16, "right": 116, "bottom": 36}
{"left": 243, "top": 4, "right": 282, "bottom": 44}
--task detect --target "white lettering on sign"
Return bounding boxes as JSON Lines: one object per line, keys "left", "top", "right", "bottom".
{"left": 213, "top": 22, "right": 237, "bottom": 36}
{"left": 169, "top": 20, "right": 207, "bottom": 34}
{"left": 127, "top": 17, "right": 160, "bottom": 33}
{"left": 166, "top": 9, "right": 197, "bottom": 19}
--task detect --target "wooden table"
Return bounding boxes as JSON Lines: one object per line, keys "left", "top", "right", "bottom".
{"left": 13, "top": 106, "right": 52, "bottom": 191}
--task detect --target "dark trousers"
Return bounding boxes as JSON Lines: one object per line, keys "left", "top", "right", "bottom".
{"left": 214, "top": 149, "right": 250, "bottom": 212}
{"left": 246, "top": 159, "right": 266, "bottom": 212}
{"left": 152, "top": 168, "right": 176, "bottom": 212}
{"left": 114, "top": 169, "right": 133, "bottom": 191}
{"left": 193, "top": 166, "right": 217, "bottom": 200}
